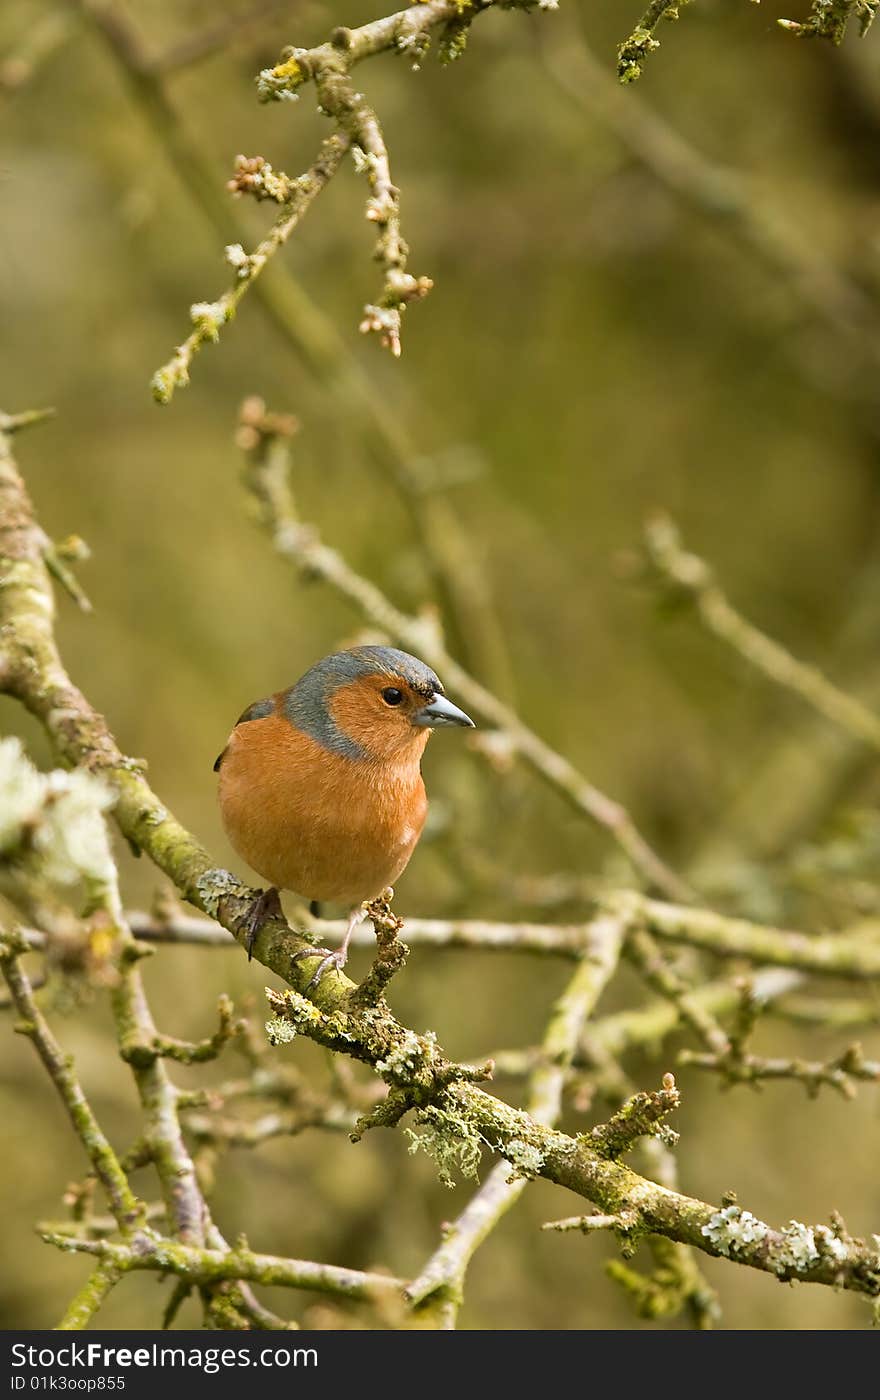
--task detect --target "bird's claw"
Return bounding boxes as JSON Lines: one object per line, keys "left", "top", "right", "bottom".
{"left": 238, "top": 886, "right": 283, "bottom": 961}
{"left": 292, "top": 945, "right": 348, "bottom": 989}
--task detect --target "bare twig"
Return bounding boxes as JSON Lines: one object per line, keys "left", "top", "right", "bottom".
{"left": 152, "top": 135, "right": 350, "bottom": 403}
{"left": 127, "top": 908, "right": 593, "bottom": 957}
{"left": 0, "top": 935, "right": 143, "bottom": 1232}
{"left": 617, "top": 892, "right": 880, "bottom": 978}
{"left": 39, "top": 1232, "right": 404, "bottom": 1300}
{"left": 643, "top": 515, "right": 880, "bottom": 752}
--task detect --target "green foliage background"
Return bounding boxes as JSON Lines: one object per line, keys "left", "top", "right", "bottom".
{"left": 2, "top": 0, "right": 880, "bottom": 1329}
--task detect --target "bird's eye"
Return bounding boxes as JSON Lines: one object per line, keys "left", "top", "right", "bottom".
{"left": 382, "top": 686, "right": 404, "bottom": 706}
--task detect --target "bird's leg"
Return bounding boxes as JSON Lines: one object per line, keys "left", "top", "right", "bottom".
{"left": 292, "top": 903, "right": 368, "bottom": 989}
{"left": 238, "top": 886, "right": 283, "bottom": 961}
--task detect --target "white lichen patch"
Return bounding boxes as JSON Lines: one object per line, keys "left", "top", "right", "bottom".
{"left": 774, "top": 1220, "right": 820, "bottom": 1274}
{"left": 814, "top": 1225, "right": 849, "bottom": 1266}
{"left": 376, "top": 1028, "right": 436, "bottom": 1081}
{"left": 0, "top": 738, "right": 48, "bottom": 856}
{"left": 265, "top": 1016, "right": 297, "bottom": 1046}
{"left": 256, "top": 68, "right": 301, "bottom": 102}
{"left": 189, "top": 301, "right": 228, "bottom": 341}
{"left": 224, "top": 244, "right": 253, "bottom": 279}
{"left": 351, "top": 145, "right": 378, "bottom": 176}
{"left": 0, "top": 738, "right": 117, "bottom": 909}
{"left": 701, "top": 1205, "right": 770, "bottom": 1257}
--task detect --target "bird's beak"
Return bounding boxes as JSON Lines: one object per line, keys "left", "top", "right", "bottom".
{"left": 413, "top": 694, "right": 476, "bottom": 729}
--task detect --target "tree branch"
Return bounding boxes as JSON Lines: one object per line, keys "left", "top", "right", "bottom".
{"left": 406, "top": 909, "right": 626, "bottom": 1323}
{"left": 4, "top": 425, "right": 880, "bottom": 1317}
{"left": 643, "top": 514, "right": 880, "bottom": 752}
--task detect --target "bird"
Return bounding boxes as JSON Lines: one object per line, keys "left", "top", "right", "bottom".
{"left": 214, "top": 645, "right": 475, "bottom": 982}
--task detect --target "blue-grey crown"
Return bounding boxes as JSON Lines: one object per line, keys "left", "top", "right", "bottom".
{"left": 282, "top": 647, "right": 442, "bottom": 759}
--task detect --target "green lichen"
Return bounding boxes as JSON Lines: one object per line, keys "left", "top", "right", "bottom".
{"left": 195, "top": 867, "right": 240, "bottom": 918}
{"left": 437, "top": 15, "right": 471, "bottom": 64}
{"left": 779, "top": 0, "right": 877, "bottom": 41}
{"left": 189, "top": 301, "right": 229, "bottom": 342}
{"left": 265, "top": 1016, "right": 297, "bottom": 1046}
{"left": 504, "top": 1138, "right": 545, "bottom": 1180}
{"left": 617, "top": 0, "right": 690, "bottom": 83}
{"left": 405, "top": 1103, "right": 487, "bottom": 1188}
{"left": 150, "top": 357, "right": 189, "bottom": 405}
{"left": 376, "top": 1028, "right": 437, "bottom": 1082}
{"left": 267, "top": 987, "right": 324, "bottom": 1034}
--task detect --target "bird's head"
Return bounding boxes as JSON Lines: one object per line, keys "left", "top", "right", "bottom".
{"left": 283, "top": 646, "right": 475, "bottom": 762}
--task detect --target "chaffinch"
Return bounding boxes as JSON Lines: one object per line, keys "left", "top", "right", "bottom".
{"left": 215, "top": 645, "right": 474, "bottom": 980}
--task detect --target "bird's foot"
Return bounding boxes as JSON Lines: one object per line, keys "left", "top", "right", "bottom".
{"left": 291, "top": 944, "right": 349, "bottom": 990}
{"left": 238, "top": 886, "right": 283, "bottom": 961}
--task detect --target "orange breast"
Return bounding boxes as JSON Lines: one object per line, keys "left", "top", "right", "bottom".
{"left": 217, "top": 713, "right": 428, "bottom": 904}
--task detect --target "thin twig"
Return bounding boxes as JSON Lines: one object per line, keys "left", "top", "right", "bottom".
{"left": 643, "top": 515, "right": 880, "bottom": 752}
{"left": 68, "top": 0, "right": 513, "bottom": 687}
{"left": 618, "top": 891, "right": 880, "bottom": 978}
{"left": 127, "top": 908, "right": 593, "bottom": 957}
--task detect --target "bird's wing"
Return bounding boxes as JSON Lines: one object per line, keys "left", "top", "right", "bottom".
{"left": 213, "top": 695, "right": 275, "bottom": 772}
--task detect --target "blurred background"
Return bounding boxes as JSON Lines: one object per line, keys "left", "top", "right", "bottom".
{"left": 3, "top": 0, "right": 880, "bottom": 1330}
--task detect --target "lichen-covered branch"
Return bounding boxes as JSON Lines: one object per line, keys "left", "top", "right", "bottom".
{"left": 252, "top": 1, "right": 558, "bottom": 351}
{"left": 38, "top": 1233, "right": 404, "bottom": 1301}
{"left": 618, "top": 0, "right": 878, "bottom": 85}
{"left": 406, "top": 910, "right": 627, "bottom": 1324}
{"left": 624, "top": 927, "right": 730, "bottom": 1055}
{"left": 255, "top": 1, "right": 555, "bottom": 104}
{"left": 618, "top": 0, "right": 690, "bottom": 83}
{"left": 56, "top": 1263, "right": 123, "bottom": 1332}
{"left": 619, "top": 891, "right": 880, "bottom": 978}
{"left": 151, "top": 135, "right": 350, "bottom": 403}
{"left": 680, "top": 1040, "right": 880, "bottom": 1098}
{"left": 779, "top": 0, "right": 878, "bottom": 43}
